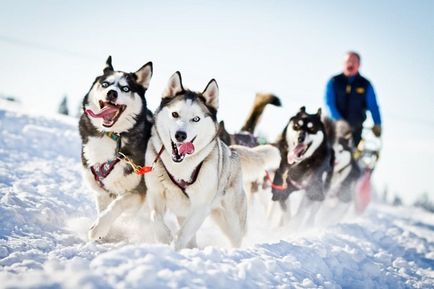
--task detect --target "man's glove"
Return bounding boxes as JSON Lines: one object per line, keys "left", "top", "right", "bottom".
{"left": 372, "top": 125, "right": 382, "bottom": 137}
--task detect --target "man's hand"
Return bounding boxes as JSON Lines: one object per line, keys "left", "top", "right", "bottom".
{"left": 372, "top": 125, "right": 382, "bottom": 137}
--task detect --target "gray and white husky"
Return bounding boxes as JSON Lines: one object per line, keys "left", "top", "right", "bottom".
{"left": 145, "top": 72, "right": 277, "bottom": 250}
{"left": 79, "top": 56, "right": 153, "bottom": 240}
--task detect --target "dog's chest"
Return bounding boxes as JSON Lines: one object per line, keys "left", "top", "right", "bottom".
{"left": 162, "top": 162, "right": 220, "bottom": 216}
{"left": 83, "top": 136, "right": 141, "bottom": 193}
{"left": 83, "top": 136, "right": 118, "bottom": 165}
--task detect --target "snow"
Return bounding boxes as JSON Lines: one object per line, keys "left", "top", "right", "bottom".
{"left": 0, "top": 99, "right": 433, "bottom": 289}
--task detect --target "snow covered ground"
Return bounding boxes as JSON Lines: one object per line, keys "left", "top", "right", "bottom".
{"left": 0, "top": 100, "right": 433, "bottom": 289}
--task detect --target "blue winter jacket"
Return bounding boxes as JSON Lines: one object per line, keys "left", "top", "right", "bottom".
{"left": 325, "top": 73, "right": 381, "bottom": 127}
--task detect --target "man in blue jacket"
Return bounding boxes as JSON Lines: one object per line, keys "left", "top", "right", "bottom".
{"left": 325, "top": 51, "right": 382, "bottom": 146}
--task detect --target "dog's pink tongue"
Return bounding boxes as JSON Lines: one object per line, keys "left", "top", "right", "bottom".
{"left": 178, "top": 142, "right": 195, "bottom": 155}
{"left": 86, "top": 105, "right": 118, "bottom": 119}
{"left": 287, "top": 144, "right": 306, "bottom": 164}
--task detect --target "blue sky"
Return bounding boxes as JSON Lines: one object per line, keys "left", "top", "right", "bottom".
{"left": 0, "top": 0, "right": 433, "bottom": 203}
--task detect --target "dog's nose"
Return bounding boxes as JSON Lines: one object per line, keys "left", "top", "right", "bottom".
{"left": 106, "top": 90, "right": 118, "bottom": 102}
{"left": 175, "top": 131, "right": 187, "bottom": 142}
{"left": 298, "top": 132, "right": 306, "bottom": 143}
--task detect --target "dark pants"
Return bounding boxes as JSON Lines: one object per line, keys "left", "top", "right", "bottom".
{"left": 352, "top": 126, "right": 363, "bottom": 148}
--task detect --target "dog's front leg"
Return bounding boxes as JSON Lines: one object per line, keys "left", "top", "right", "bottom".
{"left": 148, "top": 189, "right": 172, "bottom": 244}
{"left": 150, "top": 208, "right": 172, "bottom": 244}
{"left": 88, "top": 193, "right": 142, "bottom": 241}
{"left": 172, "top": 207, "right": 209, "bottom": 250}
{"left": 95, "top": 193, "right": 112, "bottom": 213}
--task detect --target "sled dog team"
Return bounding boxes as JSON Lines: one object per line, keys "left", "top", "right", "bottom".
{"left": 80, "top": 57, "right": 361, "bottom": 249}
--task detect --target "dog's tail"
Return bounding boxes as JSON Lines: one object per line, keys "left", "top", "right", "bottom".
{"left": 231, "top": 144, "right": 281, "bottom": 183}
{"left": 240, "top": 93, "right": 282, "bottom": 134}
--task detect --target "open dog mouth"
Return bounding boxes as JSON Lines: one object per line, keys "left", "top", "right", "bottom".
{"left": 287, "top": 142, "right": 312, "bottom": 164}
{"left": 86, "top": 100, "right": 126, "bottom": 128}
{"left": 170, "top": 137, "right": 196, "bottom": 163}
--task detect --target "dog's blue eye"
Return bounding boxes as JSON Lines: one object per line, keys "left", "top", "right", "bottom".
{"left": 122, "top": 86, "right": 130, "bottom": 92}
{"left": 192, "top": 116, "right": 200, "bottom": 122}
{"left": 172, "top": 112, "right": 179, "bottom": 118}
{"left": 102, "top": 81, "right": 109, "bottom": 88}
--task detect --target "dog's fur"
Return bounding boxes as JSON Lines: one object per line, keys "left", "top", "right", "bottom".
{"left": 79, "top": 56, "right": 153, "bottom": 240}
{"left": 219, "top": 92, "right": 281, "bottom": 146}
{"left": 330, "top": 121, "right": 361, "bottom": 203}
{"left": 270, "top": 107, "right": 335, "bottom": 226}
{"left": 219, "top": 93, "right": 281, "bottom": 204}
{"left": 316, "top": 120, "right": 362, "bottom": 225}
{"left": 145, "top": 72, "right": 278, "bottom": 249}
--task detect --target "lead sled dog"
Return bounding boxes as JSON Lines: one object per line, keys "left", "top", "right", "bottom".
{"left": 79, "top": 56, "right": 153, "bottom": 240}
{"left": 145, "top": 72, "right": 279, "bottom": 249}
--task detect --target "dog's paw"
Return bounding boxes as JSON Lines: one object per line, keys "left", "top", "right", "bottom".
{"left": 88, "top": 221, "right": 110, "bottom": 241}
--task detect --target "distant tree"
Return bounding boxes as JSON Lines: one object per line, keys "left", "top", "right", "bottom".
{"left": 414, "top": 192, "right": 434, "bottom": 213}
{"left": 58, "top": 95, "right": 69, "bottom": 115}
{"left": 0, "top": 94, "right": 20, "bottom": 103}
{"left": 392, "top": 195, "right": 402, "bottom": 206}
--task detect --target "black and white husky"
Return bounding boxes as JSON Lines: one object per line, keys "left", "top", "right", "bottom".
{"left": 330, "top": 121, "right": 361, "bottom": 203}
{"left": 270, "top": 107, "right": 335, "bottom": 227}
{"left": 321, "top": 120, "right": 361, "bottom": 224}
{"left": 145, "top": 72, "right": 278, "bottom": 249}
{"left": 79, "top": 56, "right": 153, "bottom": 240}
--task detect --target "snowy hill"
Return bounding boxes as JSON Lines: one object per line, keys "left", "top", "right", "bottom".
{"left": 0, "top": 100, "right": 433, "bottom": 289}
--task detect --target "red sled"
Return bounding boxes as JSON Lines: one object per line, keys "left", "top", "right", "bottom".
{"left": 355, "top": 170, "right": 372, "bottom": 214}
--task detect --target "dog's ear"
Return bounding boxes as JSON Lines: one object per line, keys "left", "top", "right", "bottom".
{"left": 163, "top": 71, "right": 184, "bottom": 97}
{"left": 104, "top": 56, "right": 113, "bottom": 74}
{"left": 135, "top": 62, "right": 153, "bottom": 89}
{"left": 202, "top": 79, "right": 219, "bottom": 109}
{"left": 317, "top": 108, "right": 322, "bottom": 116}
{"left": 297, "top": 106, "right": 306, "bottom": 116}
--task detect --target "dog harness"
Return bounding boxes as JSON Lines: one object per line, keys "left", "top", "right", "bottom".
{"left": 90, "top": 132, "right": 163, "bottom": 189}
{"left": 90, "top": 132, "right": 122, "bottom": 188}
{"left": 264, "top": 170, "right": 288, "bottom": 191}
{"left": 166, "top": 162, "right": 203, "bottom": 197}
{"left": 155, "top": 125, "right": 223, "bottom": 199}
{"left": 264, "top": 170, "right": 311, "bottom": 191}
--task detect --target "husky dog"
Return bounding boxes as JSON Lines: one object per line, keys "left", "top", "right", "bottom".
{"left": 218, "top": 93, "right": 281, "bottom": 204}
{"left": 270, "top": 107, "right": 335, "bottom": 227}
{"left": 321, "top": 134, "right": 361, "bottom": 224}
{"left": 145, "top": 72, "right": 277, "bottom": 249}
{"left": 330, "top": 121, "right": 361, "bottom": 204}
{"left": 79, "top": 56, "right": 153, "bottom": 240}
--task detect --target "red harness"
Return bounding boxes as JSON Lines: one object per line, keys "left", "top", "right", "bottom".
{"left": 264, "top": 170, "right": 308, "bottom": 191}
{"left": 90, "top": 132, "right": 164, "bottom": 189}
{"left": 264, "top": 170, "right": 288, "bottom": 191}
{"left": 166, "top": 162, "right": 203, "bottom": 199}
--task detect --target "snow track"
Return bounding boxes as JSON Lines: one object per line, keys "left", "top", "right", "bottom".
{"left": 0, "top": 101, "right": 433, "bottom": 288}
